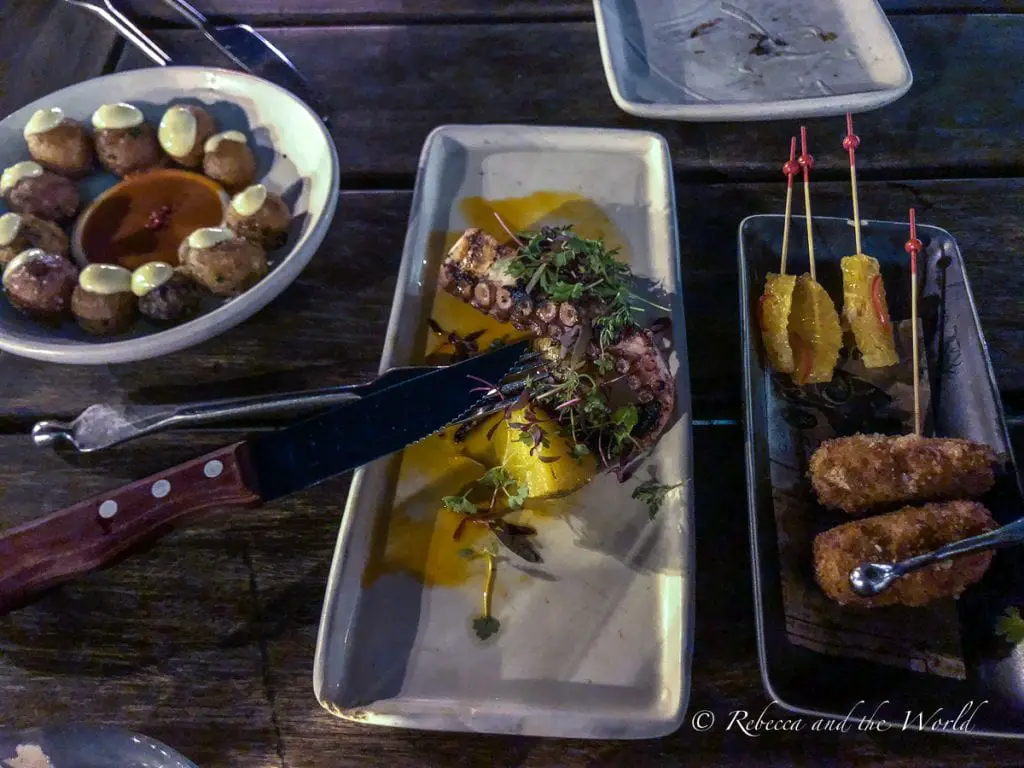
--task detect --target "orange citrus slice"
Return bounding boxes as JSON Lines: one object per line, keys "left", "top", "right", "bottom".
{"left": 758, "top": 273, "right": 797, "bottom": 373}
{"left": 840, "top": 254, "right": 898, "bottom": 369}
{"left": 789, "top": 274, "right": 842, "bottom": 385}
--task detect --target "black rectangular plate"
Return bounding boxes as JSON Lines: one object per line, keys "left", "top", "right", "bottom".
{"left": 739, "top": 214, "right": 1024, "bottom": 738}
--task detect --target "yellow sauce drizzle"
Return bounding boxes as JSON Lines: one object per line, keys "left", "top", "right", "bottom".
{"left": 361, "top": 191, "right": 628, "bottom": 591}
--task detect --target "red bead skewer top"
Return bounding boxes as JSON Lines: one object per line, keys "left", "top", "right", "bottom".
{"left": 799, "top": 126, "right": 814, "bottom": 174}
{"left": 783, "top": 137, "right": 799, "bottom": 188}
{"left": 798, "top": 126, "right": 817, "bottom": 279}
{"left": 843, "top": 112, "right": 861, "bottom": 153}
{"left": 905, "top": 207, "right": 922, "bottom": 274}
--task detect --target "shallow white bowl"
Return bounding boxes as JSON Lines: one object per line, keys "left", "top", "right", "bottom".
{"left": 0, "top": 66, "right": 339, "bottom": 364}
{"left": 592, "top": 0, "right": 913, "bottom": 121}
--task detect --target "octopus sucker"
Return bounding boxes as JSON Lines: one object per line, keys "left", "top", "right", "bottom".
{"left": 558, "top": 302, "right": 580, "bottom": 327}
{"left": 471, "top": 281, "right": 493, "bottom": 309}
{"left": 438, "top": 226, "right": 676, "bottom": 467}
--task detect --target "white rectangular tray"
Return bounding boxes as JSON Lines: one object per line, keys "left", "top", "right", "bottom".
{"left": 593, "top": 0, "right": 913, "bottom": 121}
{"left": 313, "top": 124, "right": 694, "bottom": 739}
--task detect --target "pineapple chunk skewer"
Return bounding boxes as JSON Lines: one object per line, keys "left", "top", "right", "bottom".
{"left": 841, "top": 254, "right": 898, "bottom": 368}
{"left": 758, "top": 136, "right": 800, "bottom": 374}
{"left": 789, "top": 126, "right": 842, "bottom": 385}
{"left": 839, "top": 113, "right": 898, "bottom": 370}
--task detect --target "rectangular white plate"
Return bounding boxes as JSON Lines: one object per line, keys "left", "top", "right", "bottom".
{"left": 313, "top": 124, "right": 695, "bottom": 739}
{"left": 593, "top": 0, "right": 913, "bottom": 121}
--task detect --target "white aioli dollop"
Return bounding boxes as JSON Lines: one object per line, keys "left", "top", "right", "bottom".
{"left": 92, "top": 102, "right": 144, "bottom": 130}
{"left": 0, "top": 212, "right": 23, "bottom": 247}
{"left": 24, "top": 107, "right": 66, "bottom": 137}
{"left": 131, "top": 261, "right": 175, "bottom": 296}
{"left": 204, "top": 130, "right": 247, "bottom": 153}
{"left": 79, "top": 263, "right": 132, "bottom": 295}
{"left": 230, "top": 184, "right": 267, "bottom": 218}
{"left": 0, "top": 161, "right": 44, "bottom": 195}
{"left": 158, "top": 105, "right": 198, "bottom": 158}
{"left": 187, "top": 226, "right": 235, "bottom": 249}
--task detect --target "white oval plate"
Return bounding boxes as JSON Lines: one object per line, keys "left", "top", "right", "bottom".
{"left": 0, "top": 66, "right": 339, "bottom": 364}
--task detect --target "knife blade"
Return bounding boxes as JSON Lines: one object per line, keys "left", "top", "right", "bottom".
{"left": 158, "top": 0, "right": 331, "bottom": 125}
{"left": 0, "top": 341, "right": 530, "bottom": 614}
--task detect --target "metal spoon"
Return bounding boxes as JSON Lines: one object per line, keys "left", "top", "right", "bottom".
{"left": 849, "top": 516, "right": 1024, "bottom": 597}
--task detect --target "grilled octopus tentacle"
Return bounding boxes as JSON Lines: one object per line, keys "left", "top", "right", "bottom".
{"left": 440, "top": 227, "right": 675, "bottom": 459}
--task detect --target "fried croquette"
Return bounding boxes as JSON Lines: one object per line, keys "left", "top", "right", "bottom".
{"left": 813, "top": 500, "right": 997, "bottom": 607}
{"left": 809, "top": 433, "right": 998, "bottom": 515}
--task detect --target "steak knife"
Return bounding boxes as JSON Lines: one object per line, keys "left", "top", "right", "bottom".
{"left": 0, "top": 341, "right": 530, "bottom": 615}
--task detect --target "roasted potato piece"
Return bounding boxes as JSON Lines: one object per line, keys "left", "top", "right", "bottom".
{"left": 1, "top": 161, "right": 80, "bottom": 222}
{"left": 23, "top": 107, "right": 94, "bottom": 177}
{"left": 225, "top": 184, "right": 291, "bottom": 250}
{"left": 202, "top": 131, "right": 257, "bottom": 191}
{"left": 92, "top": 103, "right": 163, "bottom": 177}
{"left": 2, "top": 248, "right": 78, "bottom": 322}
{"left": 158, "top": 104, "right": 216, "bottom": 168}
{"left": 457, "top": 405, "right": 596, "bottom": 500}
{"left": 0, "top": 212, "right": 69, "bottom": 267}
{"left": 131, "top": 261, "right": 202, "bottom": 325}
{"left": 178, "top": 226, "right": 268, "bottom": 297}
{"left": 71, "top": 263, "right": 137, "bottom": 335}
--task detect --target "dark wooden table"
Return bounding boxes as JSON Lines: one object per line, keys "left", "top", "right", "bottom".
{"left": 2, "top": 1, "right": 1024, "bottom": 765}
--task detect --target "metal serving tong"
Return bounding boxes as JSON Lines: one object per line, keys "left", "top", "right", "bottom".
{"left": 849, "top": 516, "right": 1024, "bottom": 597}
{"left": 62, "top": 0, "right": 329, "bottom": 124}
{"left": 32, "top": 357, "right": 545, "bottom": 454}
{"left": 63, "top": 0, "right": 173, "bottom": 66}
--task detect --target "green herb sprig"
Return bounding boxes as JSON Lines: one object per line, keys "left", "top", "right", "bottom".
{"left": 442, "top": 466, "right": 529, "bottom": 517}
{"left": 632, "top": 478, "right": 685, "bottom": 519}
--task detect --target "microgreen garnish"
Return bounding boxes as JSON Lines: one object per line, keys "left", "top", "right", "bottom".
{"left": 996, "top": 606, "right": 1024, "bottom": 645}
{"left": 632, "top": 478, "right": 684, "bottom": 519}
{"left": 479, "top": 223, "right": 672, "bottom": 469}
{"left": 442, "top": 466, "right": 529, "bottom": 518}
{"left": 472, "top": 614, "right": 501, "bottom": 641}
{"left": 441, "top": 494, "right": 477, "bottom": 516}
{"left": 502, "top": 224, "right": 666, "bottom": 350}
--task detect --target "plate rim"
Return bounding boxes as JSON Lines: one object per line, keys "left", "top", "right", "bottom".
{"left": 591, "top": 0, "right": 914, "bottom": 121}
{"left": 0, "top": 64, "right": 339, "bottom": 365}
{"left": 312, "top": 122, "right": 695, "bottom": 739}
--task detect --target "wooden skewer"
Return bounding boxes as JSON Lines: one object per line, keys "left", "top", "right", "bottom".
{"left": 780, "top": 137, "right": 799, "bottom": 275}
{"left": 799, "top": 126, "right": 816, "bottom": 281}
{"left": 905, "top": 208, "right": 923, "bottom": 436}
{"left": 844, "top": 113, "right": 863, "bottom": 257}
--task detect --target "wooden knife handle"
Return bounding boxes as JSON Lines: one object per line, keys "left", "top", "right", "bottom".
{"left": 0, "top": 441, "right": 262, "bottom": 615}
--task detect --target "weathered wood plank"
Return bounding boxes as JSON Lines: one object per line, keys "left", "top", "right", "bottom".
{"left": 0, "top": 0, "right": 118, "bottom": 117}
{"left": 113, "top": 0, "right": 1024, "bottom": 26}
{"left": 119, "top": 0, "right": 592, "bottom": 24}
{"left": 0, "top": 431, "right": 280, "bottom": 767}
{"left": 114, "top": 16, "right": 1024, "bottom": 181}
{"left": 0, "top": 179, "right": 1022, "bottom": 430}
